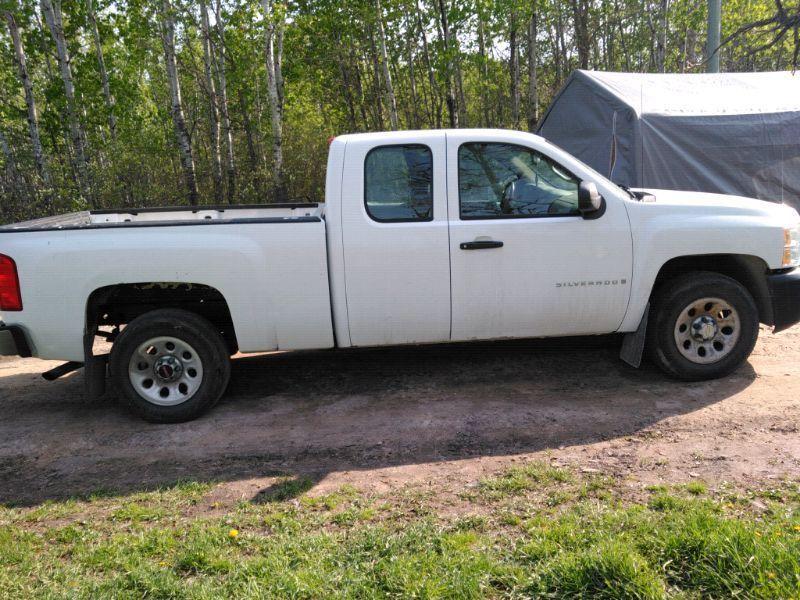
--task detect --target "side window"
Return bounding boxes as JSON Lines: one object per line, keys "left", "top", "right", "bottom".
{"left": 458, "top": 142, "right": 580, "bottom": 219}
{"left": 365, "top": 145, "right": 433, "bottom": 222}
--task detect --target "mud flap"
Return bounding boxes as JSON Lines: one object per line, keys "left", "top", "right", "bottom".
{"left": 84, "top": 353, "right": 108, "bottom": 399}
{"left": 83, "top": 328, "right": 108, "bottom": 400}
{"left": 620, "top": 303, "right": 649, "bottom": 368}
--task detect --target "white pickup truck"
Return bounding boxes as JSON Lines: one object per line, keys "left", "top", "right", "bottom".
{"left": 2, "top": 129, "right": 799, "bottom": 422}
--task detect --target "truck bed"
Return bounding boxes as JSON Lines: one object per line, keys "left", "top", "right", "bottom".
{"left": 0, "top": 203, "right": 323, "bottom": 232}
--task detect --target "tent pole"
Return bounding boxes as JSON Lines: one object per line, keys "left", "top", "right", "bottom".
{"left": 706, "top": 0, "right": 721, "bottom": 72}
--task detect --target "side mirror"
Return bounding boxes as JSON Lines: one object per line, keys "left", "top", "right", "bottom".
{"left": 578, "top": 181, "right": 603, "bottom": 216}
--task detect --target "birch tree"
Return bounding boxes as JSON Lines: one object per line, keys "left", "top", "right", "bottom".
{"left": 375, "top": 0, "right": 399, "bottom": 130}
{"left": 86, "top": 0, "right": 116, "bottom": 140}
{"left": 199, "top": 0, "right": 223, "bottom": 203}
{"left": 40, "top": 0, "right": 91, "bottom": 204}
{"left": 5, "top": 9, "right": 49, "bottom": 188}
{"left": 160, "top": 0, "right": 198, "bottom": 205}
{"left": 214, "top": 0, "right": 236, "bottom": 203}
{"left": 262, "top": 0, "right": 286, "bottom": 202}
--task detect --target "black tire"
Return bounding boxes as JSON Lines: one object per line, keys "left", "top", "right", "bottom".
{"left": 647, "top": 271, "right": 759, "bottom": 381}
{"left": 109, "top": 309, "right": 231, "bottom": 423}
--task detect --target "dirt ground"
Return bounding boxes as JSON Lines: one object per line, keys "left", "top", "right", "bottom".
{"left": 1, "top": 325, "right": 798, "bottom": 508}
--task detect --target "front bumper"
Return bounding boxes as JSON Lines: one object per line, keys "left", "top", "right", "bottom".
{"left": 0, "top": 321, "right": 32, "bottom": 357}
{"left": 768, "top": 269, "right": 800, "bottom": 333}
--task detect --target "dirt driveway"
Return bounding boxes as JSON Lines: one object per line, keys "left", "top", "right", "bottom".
{"left": 1, "top": 326, "right": 799, "bottom": 507}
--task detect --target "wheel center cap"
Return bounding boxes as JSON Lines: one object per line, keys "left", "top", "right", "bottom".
{"left": 154, "top": 355, "right": 183, "bottom": 382}
{"left": 691, "top": 315, "right": 718, "bottom": 342}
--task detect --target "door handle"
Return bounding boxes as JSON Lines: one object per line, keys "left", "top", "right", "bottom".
{"left": 460, "top": 240, "right": 504, "bottom": 250}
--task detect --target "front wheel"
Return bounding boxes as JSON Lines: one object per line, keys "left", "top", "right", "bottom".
{"left": 109, "top": 309, "right": 231, "bottom": 423}
{"left": 648, "top": 271, "right": 759, "bottom": 381}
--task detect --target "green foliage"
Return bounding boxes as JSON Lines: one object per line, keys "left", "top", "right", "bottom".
{"left": 0, "top": 0, "right": 796, "bottom": 222}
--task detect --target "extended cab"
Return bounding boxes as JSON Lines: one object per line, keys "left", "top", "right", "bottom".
{"left": 1, "top": 129, "right": 800, "bottom": 422}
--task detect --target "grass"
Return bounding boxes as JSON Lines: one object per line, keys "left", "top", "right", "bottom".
{"left": 1, "top": 468, "right": 799, "bottom": 598}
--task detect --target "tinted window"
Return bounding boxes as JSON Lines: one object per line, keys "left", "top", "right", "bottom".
{"left": 365, "top": 145, "right": 433, "bottom": 222}
{"left": 458, "top": 143, "right": 580, "bottom": 219}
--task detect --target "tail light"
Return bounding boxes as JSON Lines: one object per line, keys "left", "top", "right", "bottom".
{"left": 0, "top": 254, "right": 22, "bottom": 311}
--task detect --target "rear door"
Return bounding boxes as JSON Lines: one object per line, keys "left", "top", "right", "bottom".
{"left": 446, "top": 131, "right": 633, "bottom": 341}
{"left": 340, "top": 132, "right": 451, "bottom": 346}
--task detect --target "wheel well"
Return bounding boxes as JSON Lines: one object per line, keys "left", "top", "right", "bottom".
{"left": 652, "top": 254, "right": 773, "bottom": 325}
{"left": 86, "top": 283, "right": 238, "bottom": 353}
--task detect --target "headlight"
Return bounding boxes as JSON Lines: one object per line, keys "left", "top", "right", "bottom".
{"left": 783, "top": 226, "right": 800, "bottom": 267}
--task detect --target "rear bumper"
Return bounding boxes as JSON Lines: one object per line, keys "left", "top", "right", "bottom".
{"left": 0, "top": 321, "right": 32, "bottom": 357}
{"left": 768, "top": 270, "right": 800, "bottom": 333}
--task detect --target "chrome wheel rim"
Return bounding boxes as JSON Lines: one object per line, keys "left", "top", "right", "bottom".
{"left": 128, "top": 336, "right": 203, "bottom": 406}
{"left": 673, "top": 297, "right": 740, "bottom": 365}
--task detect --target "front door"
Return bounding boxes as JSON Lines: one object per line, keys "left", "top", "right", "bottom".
{"left": 446, "top": 131, "right": 633, "bottom": 341}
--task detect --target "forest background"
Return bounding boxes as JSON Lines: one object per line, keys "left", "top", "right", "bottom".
{"left": 0, "top": 0, "right": 797, "bottom": 222}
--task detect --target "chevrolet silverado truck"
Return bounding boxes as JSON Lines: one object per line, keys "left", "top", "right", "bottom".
{"left": 1, "top": 129, "right": 799, "bottom": 422}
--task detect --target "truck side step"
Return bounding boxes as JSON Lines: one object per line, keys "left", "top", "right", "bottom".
{"left": 42, "top": 361, "right": 84, "bottom": 381}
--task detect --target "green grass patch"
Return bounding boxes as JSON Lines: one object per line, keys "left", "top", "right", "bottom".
{"left": 2, "top": 475, "right": 800, "bottom": 598}
{"left": 478, "top": 461, "right": 574, "bottom": 499}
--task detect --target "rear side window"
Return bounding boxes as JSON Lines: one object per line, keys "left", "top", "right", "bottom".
{"left": 365, "top": 145, "right": 433, "bottom": 222}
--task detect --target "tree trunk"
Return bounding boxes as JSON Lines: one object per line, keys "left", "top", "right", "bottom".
{"left": 477, "top": 13, "right": 490, "bottom": 127}
{"left": 527, "top": 9, "right": 539, "bottom": 132}
{"left": 375, "top": 0, "right": 399, "bottom": 130}
{"left": 570, "top": 0, "right": 590, "bottom": 69}
{"left": 5, "top": 9, "right": 49, "bottom": 189}
{"left": 510, "top": 8, "right": 520, "bottom": 128}
{"left": 657, "top": 0, "right": 669, "bottom": 72}
{"left": 159, "top": 0, "right": 198, "bottom": 205}
{"left": 199, "top": 0, "right": 222, "bottom": 203}
{"left": 436, "top": 0, "right": 458, "bottom": 127}
{"left": 86, "top": 0, "right": 116, "bottom": 140}
{"left": 214, "top": 0, "right": 236, "bottom": 203}
{"left": 40, "top": 0, "right": 92, "bottom": 204}
{"left": 238, "top": 89, "right": 262, "bottom": 179}
{"left": 684, "top": 27, "right": 698, "bottom": 71}
{"left": 415, "top": 0, "right": 439, "bottom": 128}
{"left": 403, "top": 11, "right": 420, "bottom": 129}
{"left": 262, "top": 0, "right": 286, "bottom": 202}
{"left": 335, "top": 31, "right": 358, "bottom": 131}
{"left": 367, "top": 25, "right": 386, "bottom": 130}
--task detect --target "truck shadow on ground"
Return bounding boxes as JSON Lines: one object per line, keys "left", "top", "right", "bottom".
{"left": 0, "top": 337, "right": 757, "bottom": 506}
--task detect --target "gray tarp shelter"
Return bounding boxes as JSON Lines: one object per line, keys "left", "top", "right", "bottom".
{"left": 537, "top": 70, "right": 800, "bottom": 210}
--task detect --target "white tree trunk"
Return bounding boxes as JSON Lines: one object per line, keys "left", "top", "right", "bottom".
{"left": 214, "top": 0, "right": 236, "bottom": 203}
{"left": 200, "top": 0, "right": 222, "bottom": 203}
{"left": 86, "top": 0, "right": 116, "bottom": 140}
{"left": 160, "top": 0, "right": 198, "bottom": 205}
{"left": 40, "top": 0, "right": 92, "bottom": 204}
{"left": 5, "top": 10, "right": 49, "bottom": 188}
{"left": 375, "top": 0, "right": 398, "bottom": 130}
{"left": 262, "top": 0, "right": 286, "bottom": 202}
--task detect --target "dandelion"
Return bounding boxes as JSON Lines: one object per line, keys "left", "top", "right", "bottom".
{"left": 793, "top": 525, "right": 800, "bottom": 532}
{"left": 228, "top": 528, "right": 239, "bottom": 539}
{"left": 767, "top": 571, "right": 776, "bottom": 579}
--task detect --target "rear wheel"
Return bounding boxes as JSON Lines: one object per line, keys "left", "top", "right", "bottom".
{"left": 110, "top": 309, "right": 231, "bottom": 423}
{"left": 648, "top": 272, "right": 759, "bottom": 381}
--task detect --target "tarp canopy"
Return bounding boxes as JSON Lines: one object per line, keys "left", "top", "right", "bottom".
{"left": 537, "top": 70, "right": 800, "bottom": 210}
